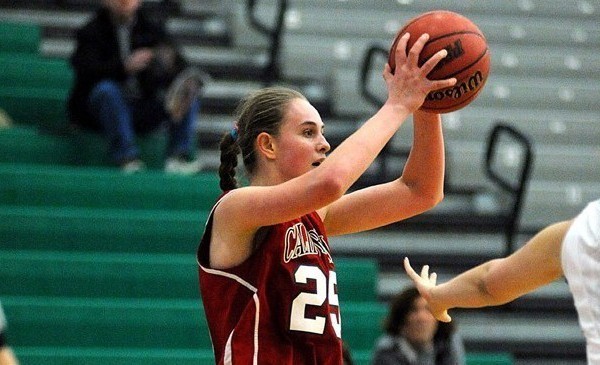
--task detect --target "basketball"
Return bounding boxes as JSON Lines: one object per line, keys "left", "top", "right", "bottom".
{"left": 389, "top": 10, "right": 490, "bottom": 113}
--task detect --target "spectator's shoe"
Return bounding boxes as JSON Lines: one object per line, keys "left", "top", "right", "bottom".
{"left": 164, "top": 67, "right": 211, "bottom": 123}
{"left": 120, "top": 158, "right": 146, "bottom": 174}
{"left": 164, "top": 154, "right": 204, "bottom": 175}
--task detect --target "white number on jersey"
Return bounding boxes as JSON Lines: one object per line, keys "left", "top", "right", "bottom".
{"left": 289, "top": 265, "right": 341, "bottom": 337}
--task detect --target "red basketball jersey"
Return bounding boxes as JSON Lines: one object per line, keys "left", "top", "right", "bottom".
{"left": 197, "top": 198, "right": 343, "bottom": 364}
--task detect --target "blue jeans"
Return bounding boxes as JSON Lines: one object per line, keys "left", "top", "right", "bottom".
{"left": 87, "top": 80, "right": 199, "bottom": 164}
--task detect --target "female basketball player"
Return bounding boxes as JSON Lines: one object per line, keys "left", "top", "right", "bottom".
{"left": 197, "top": 33, "right": 457, "bottom": 364}
{"left": 404, "top": 199, "right": 600, "bottom": 363}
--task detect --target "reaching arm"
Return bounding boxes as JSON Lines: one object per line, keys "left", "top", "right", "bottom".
{"left": 404, "top": 220, "right": 572, "bottom": 322}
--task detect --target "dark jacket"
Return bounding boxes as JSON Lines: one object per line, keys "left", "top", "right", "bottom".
{"left": 67, "top": 6, "right": 167, "bottom": 130}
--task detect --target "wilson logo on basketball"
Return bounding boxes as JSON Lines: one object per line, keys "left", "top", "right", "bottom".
{"left": 426, "top": 70, "right": 484, "bottom": 101}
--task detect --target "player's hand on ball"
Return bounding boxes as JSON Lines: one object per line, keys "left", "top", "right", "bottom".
{"left": 384, "top": 33, "right": 457, "bottom": 113}
{"left": 404, "top": 257, "right": 452, "bottom": 322}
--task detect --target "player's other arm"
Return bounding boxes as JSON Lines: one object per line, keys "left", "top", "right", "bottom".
{"left": 405, "top": 220, "right": 571, "bottom": 322}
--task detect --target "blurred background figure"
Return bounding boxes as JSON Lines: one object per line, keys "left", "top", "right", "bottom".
{"left": 0, "top": 301, "right": 19, "bottom": 365}
{"left": 68, "top": 0, "right": 206, "bottom": 174}
{"left": 372, "top": 286, "right": 465, "bottom": 365}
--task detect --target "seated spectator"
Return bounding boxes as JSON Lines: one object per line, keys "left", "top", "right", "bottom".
{"left": 0, "top": 301, "right": 19, "bottom": 365}
{"left": 68, "top": 0, "right": 207, "bottom": 174}
{"left": 372, "top": 286, "right": 465, "bottom": 365}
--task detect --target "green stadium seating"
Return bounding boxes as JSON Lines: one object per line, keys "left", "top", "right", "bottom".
{"left": 0, "top": 206, "right": 208, "bottom": 254}
{"left": 466, "top": 352, "right": 514, "bottom": 365}
{"left": 0, "top": 21, "right": 41, "bottom": 55}
{"left": 0, "top": 87, "right": 69, "bottom": 130}
{"left": 0, "top": 163, "right": 221, "bottom": 211}
{"left": 0, "top": 126, "right": 77, "bottom": 165}
{"left": 15, "top": 348, "right": 216, "bottom": 365}
{"left": 0, "top": 126, "right": 169, "bottom": 169}
{"left": 335, "top": 257, "right": 379, "bottom": 302}
{"left": 2, "top": 296, "right": 210, "bottom": 349}
{"left": 0, "top": 52, "right": 73, "bottom": 130}
{"left": 0, "top": 54, "right": 73, "bottom": 89}
{"left": 0, "top": 250, "right": 201, "bottom": 300}
{"left": 341, "top": 301, "right": 387, "bottom": 352}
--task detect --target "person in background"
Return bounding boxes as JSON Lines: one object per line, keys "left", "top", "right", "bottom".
{"left": 372, "top": 286, "right": 465, "bottom": 365}
{"left": 404, "top": 199, "right": 600, "bottom": 364}
{"left": 0, "top": 302, "right": 19, "bottom": 365}
{"left": 68, "top": 0, "right": 205, "bottom": 174}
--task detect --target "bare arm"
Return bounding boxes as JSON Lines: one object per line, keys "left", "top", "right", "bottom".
{"left": 322, "top": 110, "right": 445, "bottom": 236}
{"left": 404, "top": 220, "right": 572, "bottom": 322}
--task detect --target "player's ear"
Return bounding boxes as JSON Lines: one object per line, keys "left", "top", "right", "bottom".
{"left": 256, "top": 132, "right": 277, "bottom": 160}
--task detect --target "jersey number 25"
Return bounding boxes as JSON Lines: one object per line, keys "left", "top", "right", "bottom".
{"left": 290, "top": 265, "right": 341, "bottom": 338}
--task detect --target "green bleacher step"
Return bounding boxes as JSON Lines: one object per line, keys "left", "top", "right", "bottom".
{"left": 466, "top": 352, "right": 514, "bottom": 365}
{"left": 0, "top": 126, "right": 174, "bottom": 169}
{"left": 0, "top": 206, "right": 208, "bottom": 254}
{"left": 0, "top": 250, "right": 378, "bottom": 303}
{"left": 2, "top": 296, "right": 210, "bottom": 349}
{"left": 15, "top": 347, "right": 216, "bottom": 365}
{"left": 0, "top": 21, "right": 41, "bottom": 55}
{"left": 0, "top": 87, "right": 68, "bottom": 129}
{"left": 335, "top": 257, "right": 378, "bottom": 302}
{"left": 0, "top": 54, "right": 73, "bottom": 89}
{"left": 0, "top": 163, "right": 221, "bottom": 211}
{"left": 0, "top": 250, "right": 200, "bottom": 300}
{"left": 0, "top": 126, "right": 76, "bottom": 165}
{"left": 340, "top": 301, "right": 387, "bottom": 352}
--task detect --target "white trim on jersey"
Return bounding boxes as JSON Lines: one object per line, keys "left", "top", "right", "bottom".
{"left": 252, "top": 293, "right": 260, "bottom": 365}
{"left": 224, "top": 330, "right": 234, "bottom": 365}
{"left": 200, "top": 265, "right": 258, "bottom": 293}
{"left": 200, "top": 266, "right": 261, "bottom": 364}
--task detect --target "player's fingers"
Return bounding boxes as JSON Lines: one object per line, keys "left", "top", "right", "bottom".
{"left": 403, "top": 257, "right": 420, "bottom": 280}
{"left": 430, "top": 272, "right": 438, "bottom": 285}
{"left": 429, "top": 77, "right": 457, "bottom": 91}
{"left": 440, "top": 312, "right": 452, "bottom": 323}
{"left": 394, "top": 32, "right": 411, "bottom": 63}
{"left": 420, "top": 264, "right": 430, "bottom": 279}
{"left": 420, "top": 48, "right": 448, "bottom": 75}
{"left": 407, "top": 33, "right": 429, "bottom": 65}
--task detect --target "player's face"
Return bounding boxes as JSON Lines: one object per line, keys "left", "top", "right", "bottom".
{"left": 401, "top": 296, "right": 438, "bottom": 348}
{"left": 272, "top": 98, "right": 330, "bottom": 180}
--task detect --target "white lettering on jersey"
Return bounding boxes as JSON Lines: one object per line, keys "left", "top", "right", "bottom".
{"left": 283, "top": 223, "right": 333, "bottom": 263}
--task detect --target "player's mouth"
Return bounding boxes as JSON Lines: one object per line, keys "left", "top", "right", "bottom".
{"left": 312, "top": 158, "right": 325, "bottom": 167}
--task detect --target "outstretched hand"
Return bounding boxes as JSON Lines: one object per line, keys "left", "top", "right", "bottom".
{"left": 403, "top": 257, "right": 452, "bottom": 322}
{"left": 383, "top": 33, "right": 457, "bottom": 113}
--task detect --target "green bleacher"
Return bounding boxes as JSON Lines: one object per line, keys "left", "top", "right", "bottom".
{"left": 0, "top": 21, "right": 40, "bottom": 55}
{"left": 0, "top": 126, "right": 169, "bottom": 169}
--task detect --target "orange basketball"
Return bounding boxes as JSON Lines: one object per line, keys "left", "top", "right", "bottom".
{"left": 389, "top": 10, "right": 490, "bottom": 113}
